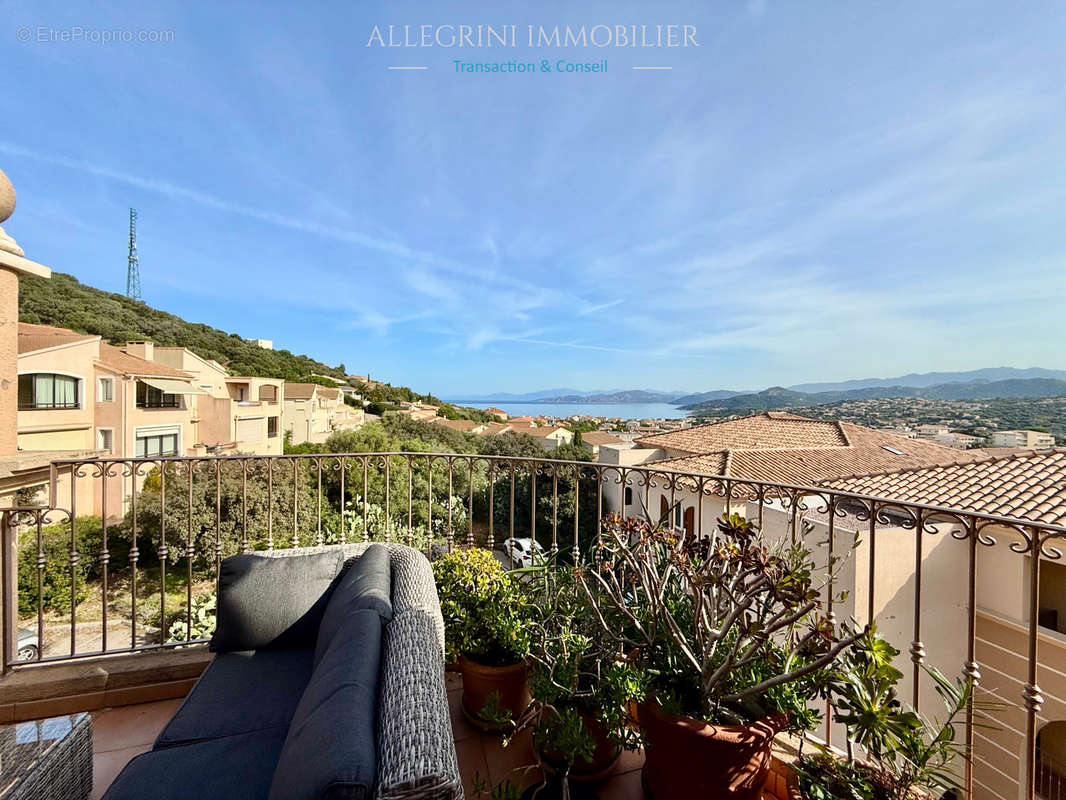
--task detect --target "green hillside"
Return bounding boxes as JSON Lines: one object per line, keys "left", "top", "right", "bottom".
{"left": 18, "top": 272, "right": 346, "bottom": 381}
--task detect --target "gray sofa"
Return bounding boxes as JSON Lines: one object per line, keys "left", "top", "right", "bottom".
{"left": 102, "top": 543, "right": 462, "bottom": 800}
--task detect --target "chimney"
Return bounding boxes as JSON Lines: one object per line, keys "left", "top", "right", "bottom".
{"left": 0, "top": 167, "right": 52, "bottom": 456}
{"left": 125, "top": 341, "right": 155, "bottom": 361}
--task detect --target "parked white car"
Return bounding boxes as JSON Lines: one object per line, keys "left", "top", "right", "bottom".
{"left": 492, "top": 537, "right": 545, "bottom": 569}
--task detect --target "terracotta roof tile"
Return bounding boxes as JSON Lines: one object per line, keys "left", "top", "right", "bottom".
{"left": 580, "top": 432, "right": 624, "bottom": 446}
{"left": 18, "top": 322, "right": 98, "bottom": 354}
{"left": 635, "top": 412, "right": 850, "bottom": 454}
{"left": 821, "top": 449, "right": 1066, "bottom": 525}
{"left": 97, "top": 343, "right": 193, "bottom": 379}
{"left": 284, "top": 382, "right": 318, "bottom": 399}
{"left": 432, "top": 418, "right": 480, "bottom": 432}
{"left": 636, "top": 412, "right": 983, "bottom": 487}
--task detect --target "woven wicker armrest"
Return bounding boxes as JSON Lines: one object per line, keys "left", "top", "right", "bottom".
{"left": 377, "top": 610, "right": 463, "bottom": 800}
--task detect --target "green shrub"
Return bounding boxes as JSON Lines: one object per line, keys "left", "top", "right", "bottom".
{"left": 432, "top": 548, "right": 531, "bottom": 666}
{"left": 17, "top": 517, "right": 105, "bottom": 615}
{"left": 167, "top": 592, "right": 217, "bottom": 642}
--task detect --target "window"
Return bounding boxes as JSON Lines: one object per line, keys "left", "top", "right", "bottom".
{"left": 135, "top": 432, "right": 179, "bottom": 457}
{"left": 260, "top": 386, "right": 278, "bottom": 403}
{"left": 97, "top": 377, "right": 114, "bottom": 402}
{"left": 137, "top": 382, "right": 179, "bottom": 408}
{"left": 18, "top": 374, "right": 79, "bottom": 410}
{"left": 97, "top": 429, "right": 113, "bottom": 453}
{"left": 624, "top": 487, "right": 633, "bottom": 506}
{"left": 268, "top": 416, "right": 279, "bottom": 438}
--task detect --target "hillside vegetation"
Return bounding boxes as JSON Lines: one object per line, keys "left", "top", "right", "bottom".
{"left": 18, "top": 272, "right": 348, "bottom": 381}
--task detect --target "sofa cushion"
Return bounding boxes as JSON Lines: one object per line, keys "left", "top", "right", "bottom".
{"left": 315, "top": 544, "right": 392, "bottom": 666}
{"left": 269, "top": 609, "right": 383, "bottom": 800}
{"left": 211, "top": 549, "right": 345, "bottom": 652}
{"left": 104, "top": 728, "right": 288, "bottom": 800}
{"left": 155, "top": 648, "right": 314, "bottom": 748}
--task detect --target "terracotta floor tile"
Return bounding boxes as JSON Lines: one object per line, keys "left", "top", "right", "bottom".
{"left": 455, "top": 736, "right": 491, "bottom": 799}
{"left": 611, "top": 745, "right": 645, "bottom": 776}
{"left": 597, "top": 767, "right": 645, "bottom": 800}
{"left": 91, "top": 699, "right": 183, "bottom": 752}
{"left": 483, "top": 727, "right": 543, "bottom": 792}
{"left": 448, "top": 688, "right": 481, "bottom": 742}
{"left": 90, "top": 744, "right": 150, "bottom": 800}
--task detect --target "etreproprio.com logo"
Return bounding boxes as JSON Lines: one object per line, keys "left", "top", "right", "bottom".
{"left": 16, "top": 25, "right": 175, "bottom": 44}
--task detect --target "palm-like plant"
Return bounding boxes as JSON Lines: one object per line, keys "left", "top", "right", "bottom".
{"left": 580, "top": 510, "right": 863, "bottom": 729}
{"left": 797, "top": 626, "right": 992, "bottom": 800}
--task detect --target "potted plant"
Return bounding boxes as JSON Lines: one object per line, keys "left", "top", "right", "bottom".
{"left": 521, "top": 556, "right": 644, "bottom": 788}
{"left": 434, "top": 547, "right": 533, "bottom": 731}
{"left": 579, "top": 511, "right": 864, "bottom": 800}
{"left": 792, "top": 627, "right": 985, "bottom": 800}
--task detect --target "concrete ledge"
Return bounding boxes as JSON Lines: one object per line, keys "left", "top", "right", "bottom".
{"left": 0, "top": 648, "right": 212, "bottom": 722}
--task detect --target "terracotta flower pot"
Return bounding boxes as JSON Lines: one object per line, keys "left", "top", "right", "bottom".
{"left": 459, "top": 654, "right": 531, "bottom": 732}
{"left": 538, "top": 709, "right": 622, "bottom": 782}
{"left": 636, "top": 700, "right": 788, "bottom": 800}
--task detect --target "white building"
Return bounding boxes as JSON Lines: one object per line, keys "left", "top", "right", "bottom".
{"left": 992, "top": 429, "right": 1057, "bottom": 450}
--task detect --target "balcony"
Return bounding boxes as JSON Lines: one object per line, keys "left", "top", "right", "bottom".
{"left": 2, "top": 452, "right": 1063, "bottom": 800}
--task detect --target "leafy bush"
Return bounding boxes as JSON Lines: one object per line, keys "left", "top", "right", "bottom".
{"left": 167, "top": 592, "right": 217, "bottom": 643}
{"left": 433, "top": 548, "right": 531, "bottom": 666}
{"left": 17, "top": 517, "right": 105, "bottom": 615}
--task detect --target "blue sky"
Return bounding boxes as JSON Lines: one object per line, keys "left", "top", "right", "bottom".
{"left": 3, "top": 1, "right": 1065, "bottom": 395}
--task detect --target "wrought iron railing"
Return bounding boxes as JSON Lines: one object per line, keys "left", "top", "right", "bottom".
{"left": 1, "top": 451, "right": 1064, "bottom": 800}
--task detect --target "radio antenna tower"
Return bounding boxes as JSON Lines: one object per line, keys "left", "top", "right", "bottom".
{"left": 126, "top": 208, "right": 142, "bottom": 301}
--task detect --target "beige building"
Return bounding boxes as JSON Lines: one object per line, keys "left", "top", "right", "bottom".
{"left": 508, "top": 421, "right": 574, "bottom": 450}
{"left": 283, "top": 382, "right": 364, "bottom": 444}
{"left": 431, "top": 418, "right": 487, "bottom": 434}
{"left": 396, "top": 401, "right": 439, "bottom": 421}
{"left": 993, "top": 430, "right": 1057, "bottom": 450}
{"left": 148, "top": 345, "right": 285, "bottom": 455}
{"left": 577, "top": 430, "right": 624, "bottom": 455}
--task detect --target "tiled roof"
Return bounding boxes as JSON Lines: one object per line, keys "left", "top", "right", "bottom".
{"left": 482, "top": 422, "right": 512, "bottom": 435}
{"left": 97, "top": 343, "right": 193, "bottom": 379}
{"left": 510, "top": 422, "right": 566, "bottom": 438}
{"left": 635, "top": 412, "right": 850, "bottom": 454}
{"left": 637, "top": 412, "right": 984, "bottom": 486}
{"left": 432, "top": 418, "right": 481, "bottom": 432}
{"left": 18, "top": 322, "right": 98, "bottom": 354}
{"left": 284, "top": 382, "right": 318, "bottom": 399}
{"left": 820, "top": 449, "right": 1066, "bottom": 525}
{"left": 580, "top": 432, "right": 624, "bottom": 446}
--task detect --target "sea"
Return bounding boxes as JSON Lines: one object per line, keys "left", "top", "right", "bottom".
{"left": 459, "top": 401, "right": 687, "bottom": 420}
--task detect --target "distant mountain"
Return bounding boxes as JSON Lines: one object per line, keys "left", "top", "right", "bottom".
{"left": 533, "top": 390, "right": 686, "bottom": 403}
{"left": 788, "top": 367, "right": 1066, "bottom": 393}
{"left": 448, "top": 388, "right": 686, "bottom": 403}
{"left": 683, "top": 378, "right": 1066, "bottom": 412}
{"left": 672, "top": 389, "right": 748, "bottom": 405}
